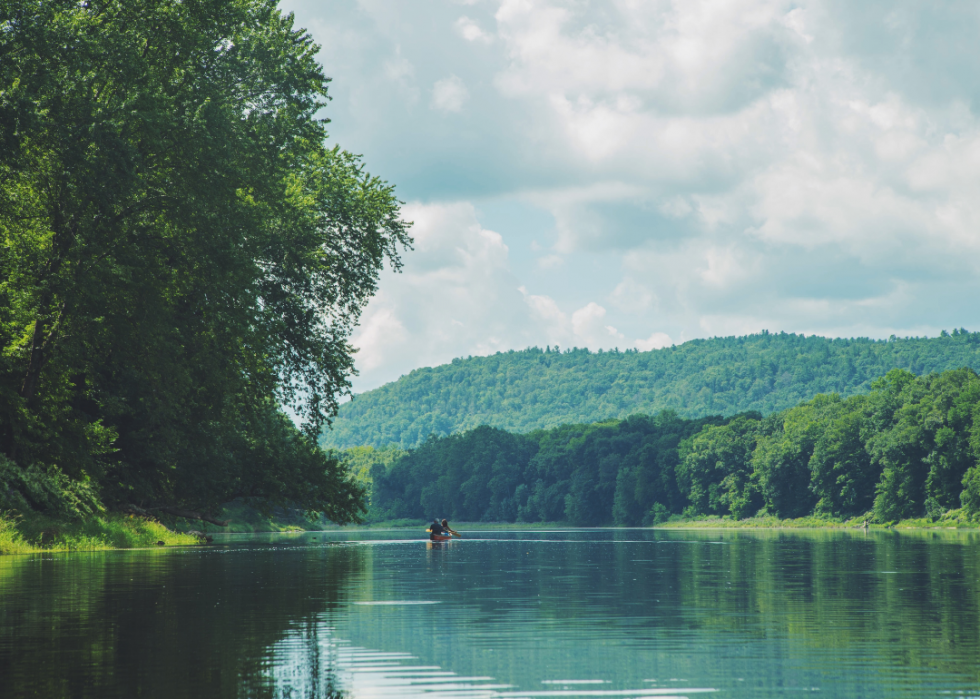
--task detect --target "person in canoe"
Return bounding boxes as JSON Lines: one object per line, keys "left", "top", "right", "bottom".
{"left": 441, "top": 519, "right": 460, "bottom": 537}
{"left": 428, "top": 518, "right": 448, "bottom": 536}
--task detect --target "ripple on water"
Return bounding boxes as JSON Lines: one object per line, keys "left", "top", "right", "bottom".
{"left": 269, "top": 626, "right": 717, "bottom": 698}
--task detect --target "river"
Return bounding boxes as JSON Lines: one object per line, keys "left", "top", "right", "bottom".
{"left": 1, "top": 528, "right": 978, "bottom": 698}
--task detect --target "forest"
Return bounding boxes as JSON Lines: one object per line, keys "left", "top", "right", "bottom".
{"left": 321, "top": 330, "right": 980, "bottom": 450}
{"left": 366, "top": 367, "right": 980, "bottom": 526}
{"left": 0, "top": 0, "right": 409, "bottom": 533}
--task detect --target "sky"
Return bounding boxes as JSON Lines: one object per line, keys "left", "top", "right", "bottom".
{"left": 280, "top": 0, "right": 980, "bottom": 393}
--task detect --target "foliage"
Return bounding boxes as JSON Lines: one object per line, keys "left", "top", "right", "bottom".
{"left": 373, "top": 412, "right": 720, "bottom": 526}
{"left": 372, "top": 425, "right": 536, "bottom": 522}
{"left": 677, "top": 413, "right": 762, "bottom": 519}
{"left": 0, "top": 453, "right": 102, "bottom": 520}
{"left": 369, "top": 368, "right": 980, "bottom": 527}
{"left": 341, "top": 445, "right": 408, "bottom": 485}
{"left": 808, "top": 396, "right": 875, "bottom": 515}
{"left": 0, "top": 512, "right": 30, "bottom": 554}
{"left": 322, "top": 330, "right": 980, "bottom": 450}
{"left": 0, "top": 510, "right": 197, "bottom": 553}
{"left": 0, "top": 0, "right": 408, "bottom": 521}
{"left": 960, "top": 466, "right": 980, "bottom": 516}
{"left": 868, "top": 369, "right": 980, "bottom": 522}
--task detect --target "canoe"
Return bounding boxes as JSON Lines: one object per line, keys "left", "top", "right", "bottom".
{"left": 429, "top": 532, "right": 453, "bottom": 541}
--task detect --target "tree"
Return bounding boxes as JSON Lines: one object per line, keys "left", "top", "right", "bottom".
{"left": 677, "top": 413, "right": 761, "bottom": 519}
{"left": 869, "top": 369, "right": 980, "bottom": 521}
{"left": 752, "top": 396, "right": 844, "bottom": 518}
{"left": 0, "top": 0, "right": 410, "bottom": 521}
{"left": 808, "top": 395, "right": 876, "bottom": 516}
{"left": 322, "top": 331, "right": 980, "bottom": 451}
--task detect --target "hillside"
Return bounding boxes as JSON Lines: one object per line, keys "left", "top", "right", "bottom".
{"left": 370, "top": 367, "right": 980, "bottom": 526}
{"left": 321, "top": 330, "right": 980, "bottom": 449}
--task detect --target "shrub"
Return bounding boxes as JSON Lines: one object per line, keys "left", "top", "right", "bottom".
{"left": 0, "top": 456, "right": 103, "bottom": 520}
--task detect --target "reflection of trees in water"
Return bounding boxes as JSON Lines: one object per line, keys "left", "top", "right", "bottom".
{"left": 0, "top": 544, "right": 366, "bottom": 699}
{"left": 343, "top": 531, "right": 980, "bottom": 690}
{"left": 270, "top": 619, "right": 346, "bottom": 699}
{"left": 5, "top": 533, "right": 980, "bottom": 697}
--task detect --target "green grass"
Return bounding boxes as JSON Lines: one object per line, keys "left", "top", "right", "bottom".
{"left": 0, "top": 513, "right": 31, "bottom": 554}
{"left": 657, "top": 509, "right": 980, "bottom": 530}
{"left": 0, "top": 511, "right": 198, "bottom": 555}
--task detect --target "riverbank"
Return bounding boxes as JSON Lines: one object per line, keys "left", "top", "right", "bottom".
{"left": 656, "top": 509, "right": 979, "bottom": 530}
{"left": 6, "top": 509, "right": 979, "bottom": 555}
{"left": 0, "top": 512, "right": 198, "bottom": 554}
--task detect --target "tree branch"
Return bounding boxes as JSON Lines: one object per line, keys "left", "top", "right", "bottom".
{"left": 151, "top": 506, "right": 230, "bottom": 527}
{"left": 119, "top": 504, "right": 230, "bottom": 526}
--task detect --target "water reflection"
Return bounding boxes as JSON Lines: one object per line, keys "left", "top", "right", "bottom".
{"left": 268, "top": 622, "right": 714, "bottom": 698}
{"left": 1, "top": 529, "right": 979, "bottom": 698}
{"left": 0, "top": 543, "right": 368, "bottom": 698}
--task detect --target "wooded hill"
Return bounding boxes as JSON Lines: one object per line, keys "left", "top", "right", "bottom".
{"left": 322, "top": 330, "right": 980, "bottom": 449}
{"left": 370, "top": 367, "right": 980, "bottom": 526}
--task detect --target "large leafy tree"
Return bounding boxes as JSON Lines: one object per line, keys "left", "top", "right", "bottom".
{"left": 807, "top": 395, "right": 876, "bottom": 516}
{"left": 677, "top": 413, "right": 761, "bottom": 519}
{"left": 0, "top": 0, "right": 410, "bottom": 521}
{"left": 869, "top": 369, "right": 980, "bottom": 522}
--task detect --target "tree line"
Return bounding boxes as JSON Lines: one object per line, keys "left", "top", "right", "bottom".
{"left": 0, "top": 0, "right": 409, "bottom": 525}
{"left": 367, "top": 368, "right": 980, "bottom": 525}
{"left": 322, "top": 330, "right": 980, "bottom": 450}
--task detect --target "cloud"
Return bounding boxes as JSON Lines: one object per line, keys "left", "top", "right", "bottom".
{"left": 351, "top": 304, "right": 408, "bottom": 372}
{"left": 350, "top": 202, "right": 634, "bottom": 390}
{"left": 279, "top": 0, "right": 980, "bottom": 390}
{"left": 635, "top": 332, "right": 673, "bottom": 351}
{"left": 572, "top": 302, "right": 624, "bottom": 346}
{"left": 609, "top": 277, "right": 655, "bottom": 314}
{"left": 493, "top": 0, "right": 794, "bottom": 112}
{"left": 348, "top": 201, "right": 521, "bottom": 388}
{"left": 431, "top": 75, "right": 470, "bottom": 112}
{"left": 456, "top": 16, "right": 493, "bottom": 43}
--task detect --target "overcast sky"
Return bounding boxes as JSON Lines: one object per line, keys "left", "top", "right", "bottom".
{"left": 281, "top": 0, "right": 980, "bottom": 393}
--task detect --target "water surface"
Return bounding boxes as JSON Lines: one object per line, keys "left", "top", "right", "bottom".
{"left": 2, "top": 528, "right": 979, "bottom": 698}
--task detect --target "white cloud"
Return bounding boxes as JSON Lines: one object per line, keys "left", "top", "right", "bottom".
{"left": 493, "top": 0, "right": 794, "bottom": 111}
{"left": 609, "top": 277, "right": 655, "bottom": 314}
{"left": 456, "top": 16, "right": 493, "bottom": 43}
{"left": 349, "top": 202, "right": 519, "bottom": 387}
{"left": 280, "top": 0, "right": 980, "bottom": 390}
{"left": 351, "top": 303, "right": 408, "bottom": 372}
{"left": 537, "top": 253, "right": 563, "bottom": 269}
{"left": 431, "top": 75, "right": 469, "bottom": 113}
{"left": 635, "top": 332, "right": 673, "bottom": 351}
{"left": 699, "top": 246, "right": 752, "bottom": 289}
{"left": 350, "top": 202, "right": 633, "bottom": 390}
{"left": 572, "top": 302, "right": 624, "bottom": 346}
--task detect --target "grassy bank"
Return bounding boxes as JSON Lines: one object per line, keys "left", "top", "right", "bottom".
{"left": 657, "top": 508, "right": 979, "bottom": 530}
{"left": 8, "top": 508, "right": 977, "bottom": 556}
{"left": 0, "top": 511, "right": 198, "bottom": 555}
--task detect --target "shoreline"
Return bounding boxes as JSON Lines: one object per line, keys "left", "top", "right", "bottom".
{"left": 5, "top": 512, "right": 979, "bottom": 556}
